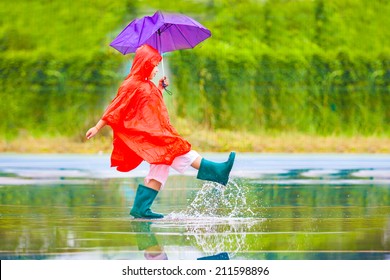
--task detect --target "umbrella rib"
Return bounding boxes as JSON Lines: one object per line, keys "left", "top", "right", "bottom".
{"left": 160, "top": 23, "right": 173, "bottom": 33}
{"left": 173, "top": 25, "right": 195, "bottom": 49}
{"left": 137, "top": 18, "right": 148, "bottom": 49}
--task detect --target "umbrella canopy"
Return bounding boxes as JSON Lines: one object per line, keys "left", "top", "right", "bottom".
{"left": 110, "top": 10, "right": 211, "bottom": 55}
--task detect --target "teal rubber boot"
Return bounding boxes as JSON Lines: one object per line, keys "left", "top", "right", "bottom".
{"left": 130, "top": 184, "right": 164, "bottom": 219}
{"left": 196, "top": 152, "right": 236, "bottom": 186}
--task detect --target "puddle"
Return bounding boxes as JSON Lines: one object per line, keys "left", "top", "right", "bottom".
{"left": 0, "top": 154, "right": 390, "bottom": 260}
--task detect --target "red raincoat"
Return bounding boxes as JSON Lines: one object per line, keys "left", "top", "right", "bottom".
{"left": 102, "top": 45, "right": 191, "bottom": 172}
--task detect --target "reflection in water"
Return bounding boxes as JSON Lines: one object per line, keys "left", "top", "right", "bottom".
{"left": 130, "top": 180, "right": 263, "bottom": 259}
{"left": 131, "top": 221, "right": 167, "bottom": 260}
{"left": 1, "top": 154, "right": 390, "bottom": 260}
{"left": 186, "top": 217, "right": 260, "bottom": 258}
{"left": 135, "top": 216, "right": 261, "bottom": 259}
{"left": 161, "top": 180, "right": 262, "bottom": 258}
{"left": 131, "top": 219, "right": 237, "bottom": 260}
{"left": 197, "top": 252, "right": 230, "bottom": 260}
{"left": 183, "top": 180, "right": 258, "bottom": 257}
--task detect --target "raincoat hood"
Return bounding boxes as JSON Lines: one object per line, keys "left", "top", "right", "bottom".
{"left": 129, "top": 44, "right": 162, "bottom": 80}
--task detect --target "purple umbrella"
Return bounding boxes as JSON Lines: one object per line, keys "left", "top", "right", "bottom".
{"left": 110, "top": 10, "right": 211, "bottom": 55}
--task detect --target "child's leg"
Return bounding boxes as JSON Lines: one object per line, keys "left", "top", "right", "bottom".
{"left": 196, "top": 152, "right": 236, "bottom": 185}
{"left": 173, "top": 151, "right": 236, "bottom": 186}
{"left": 130, "top": 184, "right": 164, "bottom": 219}
{"left": 191, "top": 156, "right": 202, "bottom": 170}
{"left": 145, "top": 179, "right": 162, "bottom": 191}
{"left": 171, "top": 150, "right": 201, "bottom": 173}
{"left": 144, "top": 164, "right": 170, "bottom": 190}
{"left": 130, "top": 164, "right": 169, "bottom": 219}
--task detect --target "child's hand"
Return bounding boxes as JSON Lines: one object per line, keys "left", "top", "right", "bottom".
{"left": 86, "top": 127, "right": 98, "bottom": 140}
{"left": 159, "top": 76, "right": 169, "bottom": 89}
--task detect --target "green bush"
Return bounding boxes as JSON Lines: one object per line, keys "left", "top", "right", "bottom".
{"left": 0, "top": 52, "right": 124, "bottom": 138}
{"left": 0, "top": 0, "right": 389, "bottom": 139}
{"left": 171, "top": 49, "right": 389, "bottom": 135}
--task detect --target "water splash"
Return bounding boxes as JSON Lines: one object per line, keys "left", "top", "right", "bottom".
{"left": 164, "top": 179, "right": 262, "bottom": 258}
{"left": 184, "top": 179, "right": 254, "bottom": 218}
{"left": 188, "top": 217, "right": 259, "bottom": 257}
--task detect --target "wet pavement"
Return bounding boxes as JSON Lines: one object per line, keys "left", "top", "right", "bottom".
{"left": 0, "top": 153, "right": 389, "bottom": 260}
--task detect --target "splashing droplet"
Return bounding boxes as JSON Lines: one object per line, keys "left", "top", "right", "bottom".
{"left": 185, "top": 179, "right": 253, "bottom": 218}
{"left": 164, "top": 179, "right": 264, "bottom": 258}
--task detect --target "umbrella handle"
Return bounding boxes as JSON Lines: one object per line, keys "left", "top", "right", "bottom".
{"left": 162, "top": 81, "right": 172, "bottom": 95}
{"left": 164, "top": 88, "right": 173, "bottom": 95}
{"left": 160, "top": 55, "right": 171, "bottom": 94}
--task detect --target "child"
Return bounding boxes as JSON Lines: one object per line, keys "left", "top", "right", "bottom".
{"left": 86, "top": 44, "right": 235, "bottom": 219}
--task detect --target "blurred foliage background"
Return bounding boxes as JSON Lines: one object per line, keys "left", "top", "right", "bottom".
{"left": 0, "top": 0, "right": 389, "bottom": 150}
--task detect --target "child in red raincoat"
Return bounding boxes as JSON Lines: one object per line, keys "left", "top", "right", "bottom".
{"left": 86, "top": 44, "right": 235, "bottom": 219}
